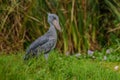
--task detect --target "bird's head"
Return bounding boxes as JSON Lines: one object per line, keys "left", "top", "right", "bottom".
{"left": 48, "top": 13, "right": 61, "bottom": 32}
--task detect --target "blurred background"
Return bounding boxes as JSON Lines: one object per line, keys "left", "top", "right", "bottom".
{"left": 0, "top": 0, "right": 120, "bottom": 54}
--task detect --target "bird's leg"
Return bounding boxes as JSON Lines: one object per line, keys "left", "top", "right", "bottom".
{"left": 44, "top": 53, "right": 49, "bottom": 60}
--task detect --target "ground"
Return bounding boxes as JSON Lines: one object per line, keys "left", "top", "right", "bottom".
{"left": 0, "top": 51, "right": 120, "bottom": 80}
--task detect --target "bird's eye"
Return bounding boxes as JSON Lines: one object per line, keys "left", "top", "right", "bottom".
{"left": 53, "top": 17, "right": 56, "bottom": 20}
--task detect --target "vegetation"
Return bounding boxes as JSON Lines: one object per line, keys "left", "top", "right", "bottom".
{"left": 0, "top": 51, "right": 120, "bottom": 80}
{"left": 0, "top": 0, "right": 120, "bottom": 80}
{"left": 0, "top": 0, "right": 120, "bottom": 79}
{"left": 0, "top": 0, "right": 120, "bottom": 54}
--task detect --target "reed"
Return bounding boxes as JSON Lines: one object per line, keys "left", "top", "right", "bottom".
{"left": 0, "top": 0, "right": 120, "bottom": 54}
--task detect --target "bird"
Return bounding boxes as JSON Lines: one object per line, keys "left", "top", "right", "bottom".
{"left": 24, "top": 13, "right": 61, "bottom": 60}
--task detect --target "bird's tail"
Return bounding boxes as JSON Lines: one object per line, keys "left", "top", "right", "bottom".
{"left": 23, "top": 49, "right": 30, "bottom": 60}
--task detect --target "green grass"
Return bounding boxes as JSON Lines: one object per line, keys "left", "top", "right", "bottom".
{"left": 0, "top": 51, "right": 120, "bottom": 80}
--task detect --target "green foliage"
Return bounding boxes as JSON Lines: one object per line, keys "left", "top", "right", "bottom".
{"left": 0, "top": 0, "right": 120, "bottom": 53}
{"left": 105, "top": 0, "right": 120, "bottom": 21}
{"left": 0, "top": 51, "right": 120, "bottom": 80}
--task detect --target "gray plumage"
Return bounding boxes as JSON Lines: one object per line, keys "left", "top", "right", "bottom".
{"left": 24, "top": 13, "right": 61, "bottom": 60}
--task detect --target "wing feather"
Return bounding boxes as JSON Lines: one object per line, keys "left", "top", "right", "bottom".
{"left": 26, "top": 36, "right": 49, "bottom": 54}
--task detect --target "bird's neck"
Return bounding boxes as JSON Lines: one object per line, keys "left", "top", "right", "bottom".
{"left": 47, "top": 23, "right": 57, "bottom": 37}
{"left": 49, "top": 23, "right": 56, "bottom": 31}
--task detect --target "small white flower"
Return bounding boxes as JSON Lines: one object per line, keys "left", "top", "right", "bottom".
{"left": 92, "top": 56, "right": 95, "bottom": 59}
{"left": 75, "top": 53, "right": 81, "bottom": 57}
{"left": 106, "top": 48, "right": 112, "bottom": 54}
{"left": 65, "top": 51, "right": 69, "bottom": 56}
{"left": 87, "top": 50, "right": 94, "bottom": 56}
{"left": 103, "top": 56, "right": 107, "bottom": 60}
{"left": 114, "top": 66, "right": 119, "bottom": 71}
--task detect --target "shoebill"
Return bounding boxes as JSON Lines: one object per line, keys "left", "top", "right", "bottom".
{"left": 24, "top": 13, "right": 61, "bottom": 60}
